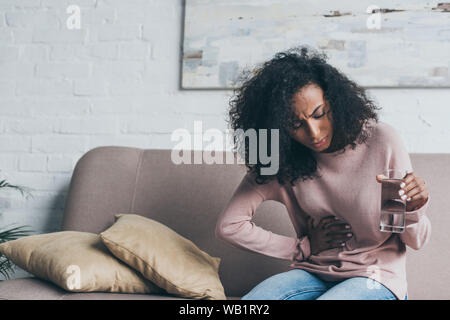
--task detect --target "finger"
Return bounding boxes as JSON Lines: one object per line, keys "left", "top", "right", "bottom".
{"left": 326, "top": 239, "right": 347, "bottom": 249}
{"left": 322, "top": 220, "right": 350, "bottom": 230}
{"left": 318, "top": 215, "right": 338, "bottom": 229}
{"left": 404, "top": 184, "right": 424, "bottom": 201}
{"left": 326, "top": 231, "right": 353, "bottom": 241}
{"left": 376, "top": 174, "right": 388, "bottom": 183}
{"left": 401, "top": 172, "right": 415, "bottom": 186}
{"left": 402, "top": 177, "right": 418, "bottom": 193}
{"left": 323, "top": 220, "right": 350, "bottom": 228}
{"left": 399, "top": 180, "right": 418, "bottom": 201}
{"left": 408, "top": 190, "right": 428, "bottom": 203}
{"left": 326, "top": 229, "right": 353, "bottom": 236}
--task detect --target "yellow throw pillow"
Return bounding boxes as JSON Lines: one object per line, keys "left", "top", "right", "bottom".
{"left": 0, "top": 231, "right": 163, "bottom": 294}
{"left": 100, "top": 214, "right": 226, "bottom": 300}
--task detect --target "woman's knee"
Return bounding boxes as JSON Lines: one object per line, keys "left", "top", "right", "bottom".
{"left": 316, "top": 276, "right": 397, "bottom": 300}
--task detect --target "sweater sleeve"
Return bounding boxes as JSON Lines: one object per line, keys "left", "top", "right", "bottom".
{"left": 386, "top": 125, "right": 432, "bottom": 250}
{"left": 400, "top": 194, "right": 431, "bottom": 250}
{"left": 215, "top": 172, "right": 311, "bottom": 262}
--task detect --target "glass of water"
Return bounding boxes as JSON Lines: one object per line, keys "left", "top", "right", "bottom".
{"left": 379, "top": 169, "right": 408, "bottom": 233}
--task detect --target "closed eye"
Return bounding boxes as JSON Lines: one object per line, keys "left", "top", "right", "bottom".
{"left": 291, "top": 112, "right": 327, "bottom": 129}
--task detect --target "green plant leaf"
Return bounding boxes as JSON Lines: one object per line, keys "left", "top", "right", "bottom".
{"left": 0, "top": 225, "right": 33, "bottom": 243}
{"left": 0, "top": 178, "right": 35, "bottom": 279}
{"left": 0, "top": 179, "right": 34, "bottom": 199}
{"left": 0, "top": 225, "right": 33, "bottom": 280}
{"left": 0, "top": 258, "right": 15, "bottom": 280}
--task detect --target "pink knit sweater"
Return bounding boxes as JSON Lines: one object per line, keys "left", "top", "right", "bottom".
{"left": 215, "top": 120, "right": 431, "bottom": 300}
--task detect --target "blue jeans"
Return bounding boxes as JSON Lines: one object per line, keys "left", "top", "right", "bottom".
{"left": 241, "top": 269, "right": 400, "bottom": 300}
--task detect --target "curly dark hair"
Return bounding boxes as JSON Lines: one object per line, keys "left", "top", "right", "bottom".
{"left": 227, "top": 45, "right": 382, "bottom": 187}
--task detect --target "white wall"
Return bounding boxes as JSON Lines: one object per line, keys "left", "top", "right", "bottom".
{"left": 0, "top": 0, "right": 448, "bottom": 279}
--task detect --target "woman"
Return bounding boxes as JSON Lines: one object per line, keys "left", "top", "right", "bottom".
{"left": 215, "top": 46, "right": 431, "bottom": 300}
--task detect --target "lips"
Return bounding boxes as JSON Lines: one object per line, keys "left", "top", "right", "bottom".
{"left": 312, "top": 136, "right": 327, "bottom": 146}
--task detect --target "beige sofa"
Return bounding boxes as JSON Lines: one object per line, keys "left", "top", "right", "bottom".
{"left": 0, "top": 146, "right": 447, "bottom": 299}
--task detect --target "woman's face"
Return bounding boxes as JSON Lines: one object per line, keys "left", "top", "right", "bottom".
{"left": 288, "top": 83, "right": 334, "bottom": 152}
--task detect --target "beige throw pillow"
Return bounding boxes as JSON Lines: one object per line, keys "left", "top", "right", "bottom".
{"left": 0, "top": 231, "right": 163, "bottom": 294}
{"left": 100, "top": 214, "right": 226, "bottom": 300}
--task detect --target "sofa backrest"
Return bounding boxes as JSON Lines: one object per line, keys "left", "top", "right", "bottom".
{"left": 60, "top": 146, "right": 448, "bottom": 299}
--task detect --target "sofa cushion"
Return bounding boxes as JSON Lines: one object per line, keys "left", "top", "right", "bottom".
{"left": 0, "top": 277, "right": 67, "bottom": 300}
{"left": 100, "top": 213, "right": 226, "bottom": 300}
{"left": 0, "top": 231, "right": 163, "bottom": 294}
{"left": 0, "top": 277, "right": 241, "bottom": 300}
{"left": 0, "top": 277, "right": 195, "bottom": 300}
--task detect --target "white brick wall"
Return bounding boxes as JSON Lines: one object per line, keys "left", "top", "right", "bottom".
{"left": 0, "top": 0, "right": 448, "bottom": 280}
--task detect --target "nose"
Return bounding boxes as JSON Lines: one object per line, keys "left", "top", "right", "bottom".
{"left": 306, "top": 122, "right": 321, "bottom": 139}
